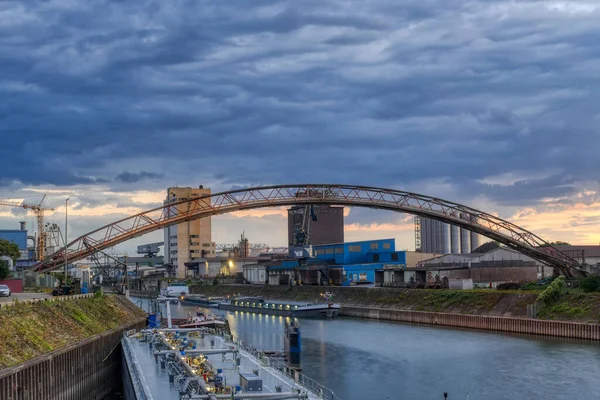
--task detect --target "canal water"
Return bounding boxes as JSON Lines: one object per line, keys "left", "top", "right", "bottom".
{"left": 134, "top": 299, "right": 600, "bottom": 400}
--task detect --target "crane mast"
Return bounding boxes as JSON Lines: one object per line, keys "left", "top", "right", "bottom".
{"left": 0, "top": 195, "right": 55, "bottom": 261}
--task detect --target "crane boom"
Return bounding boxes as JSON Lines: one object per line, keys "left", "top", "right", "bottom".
{"left": 0, "top": 195, "right": 55, "bottom": 261}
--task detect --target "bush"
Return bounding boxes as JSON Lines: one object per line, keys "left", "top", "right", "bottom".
{"left": 536, "top": 276, "right": 565, "bottom": 305}
{"left": 0, "top": 260, "right": 9, "bottom": 280}
{"left": 580, "top": 275, "right": 600, "bottom": 293}
{"left": 496, "top": 282, "right": 522, "bottom": 290}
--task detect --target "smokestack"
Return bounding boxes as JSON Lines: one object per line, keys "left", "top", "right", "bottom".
{"left": 19, "top": 221, "right": 26, "bottom": 231}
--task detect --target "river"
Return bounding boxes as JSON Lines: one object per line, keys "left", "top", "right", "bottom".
{"left": 134, "top": 298, "right": 600, "bottom": 400}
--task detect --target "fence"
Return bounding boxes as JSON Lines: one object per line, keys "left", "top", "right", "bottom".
{"left": 0, "top": 293, "right": 94, "bottom": 309}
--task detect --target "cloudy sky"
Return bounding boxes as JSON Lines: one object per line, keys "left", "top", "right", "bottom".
{"left": 1, "top": 0, "right": 599, "bottom": 256}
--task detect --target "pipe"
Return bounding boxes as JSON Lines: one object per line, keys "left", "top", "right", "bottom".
{"left": 162, "top": 339, "right": 218, "bottom": 400}
{"left": 184, "top": 349, "right": 238, "bottom": 356}
{"left": 159, "top": 327, "right": 223, "bottom": 333}
{"left": 188, "top": 394, "right": 303, "bottom": 400}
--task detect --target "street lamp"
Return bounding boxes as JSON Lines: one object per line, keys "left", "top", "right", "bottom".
{"left": 64, "top": 198, "right": 70, "bottom": 288}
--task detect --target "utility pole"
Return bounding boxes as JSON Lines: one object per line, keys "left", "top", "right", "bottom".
{"left": 64, "top": 198, "right": 70, "bottom": 291}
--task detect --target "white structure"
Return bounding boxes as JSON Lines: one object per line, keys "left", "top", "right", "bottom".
{"left": 448, "top": 279, "right": 473, "bottom": 290}
{"left": 418, "top": 247, "right": 540, "bottom": 267}
{"left": 243, "top": 264, "right": 267, "bottom": 284}
{"left": 419, "top": 216, "right": 484, "bottom": 254}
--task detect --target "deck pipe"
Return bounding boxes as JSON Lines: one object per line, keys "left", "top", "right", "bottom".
{"left": 187, "top": 394, "right": 305, "bottom": 400}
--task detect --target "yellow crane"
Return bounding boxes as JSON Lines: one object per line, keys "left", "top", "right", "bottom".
{"left": 0, "top": 195, "right": 55, "bottom": 261}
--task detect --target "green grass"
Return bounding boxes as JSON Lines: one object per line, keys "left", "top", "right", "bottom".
{"left": 0, "top": 295, "right": 145, "bottom": 368}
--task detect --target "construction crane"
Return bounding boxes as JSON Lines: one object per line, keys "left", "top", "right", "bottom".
{"left": 0, "top": 195, "right": 54, "bottom": 261}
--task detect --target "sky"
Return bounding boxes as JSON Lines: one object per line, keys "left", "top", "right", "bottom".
{"left": 1, "top": 0, "right": 599, "bottom": 257}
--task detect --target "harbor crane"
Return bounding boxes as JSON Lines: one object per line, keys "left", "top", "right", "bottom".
{"left": 0, "top": 195, "right": 55, "bottom": 261}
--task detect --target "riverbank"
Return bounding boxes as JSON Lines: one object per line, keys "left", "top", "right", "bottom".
{"left": 0, "top": 294, "right": 146, "bottom": 368}
{"left": 185, "top": 284, "right": 600, "bottom": 339}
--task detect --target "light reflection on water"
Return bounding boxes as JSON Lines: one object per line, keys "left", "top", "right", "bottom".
{"left": 134, "top": 298, "right": 600, "bottom": 400}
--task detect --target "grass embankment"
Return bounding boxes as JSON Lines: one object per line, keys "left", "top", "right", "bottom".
{"left": 0, "top": 295, "right": 146, "bottom": 369}
{"left": 190, "top": 284, "right": 600, "bottom": 323}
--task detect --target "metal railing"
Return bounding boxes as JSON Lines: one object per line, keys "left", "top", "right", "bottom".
{"left": 223, "top": 334, "right": 341, "bottom": 400}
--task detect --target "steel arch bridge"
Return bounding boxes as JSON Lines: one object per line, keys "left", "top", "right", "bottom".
{"left": 34, "top": 184, "right": 585, "bottom": 278}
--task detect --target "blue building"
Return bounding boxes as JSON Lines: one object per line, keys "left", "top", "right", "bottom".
{"left": 266, "top": 238, "right": 408, "bottom": 286}
{"left": 0, "top": 230, "right": 27, "bottom": 251}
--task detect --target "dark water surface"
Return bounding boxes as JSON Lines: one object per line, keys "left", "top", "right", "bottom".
{"left": 135, "top": 299, "right": 600, "bottom": 400}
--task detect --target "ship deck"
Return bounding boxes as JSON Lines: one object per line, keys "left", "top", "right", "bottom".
{"left": 124, "top": 330, "right": 334, "bottom": 400}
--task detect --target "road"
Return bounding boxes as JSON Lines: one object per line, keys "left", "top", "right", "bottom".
{"left": 0, "top": 292, "right": 51, "bottom": 303}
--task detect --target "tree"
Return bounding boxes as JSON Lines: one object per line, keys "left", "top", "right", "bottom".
{"left": 540, "top": 241, "right": 571, "bottom": 247}
{"left": 0, "top": 239, "right": 20, "bottom": 262}
{"left": 0, "top": 260, "right": 9, "bottom": 280}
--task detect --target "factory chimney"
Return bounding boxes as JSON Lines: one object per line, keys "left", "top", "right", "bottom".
{"left": 19, "top": 221, "right": 27, "bottom": 231}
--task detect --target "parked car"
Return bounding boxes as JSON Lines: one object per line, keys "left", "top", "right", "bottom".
{"left": 0, "top": 284, "right": 11, "bottom": 297}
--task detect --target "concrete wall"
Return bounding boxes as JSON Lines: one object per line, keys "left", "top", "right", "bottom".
{"left": 0, "top": 318, "right": 146, "bottom": 399}
{"left": 342, "top": 306, "right": 600, "bottom": 340}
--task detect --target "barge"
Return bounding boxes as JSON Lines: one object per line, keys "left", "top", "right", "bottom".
{"left": 217, "top": 295, "right": 341, "bottom": 319}
{"left": 124, "top": 296, "right": 340, "bottom": 400}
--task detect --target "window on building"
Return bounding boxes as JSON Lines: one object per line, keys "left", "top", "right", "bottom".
{"left": 373, "top": 254, "right": 379, "bottom": 262}
{"left": 391, "top": 252, "right": 398, "bottom": 261}
{"left": 383, "top": 243, "right": 391, "bottom": 250}
{"left": 335, "top": 247, "right": 344, "bottom": 254}
{"left": 172, "top": 258, "right": 177, "bottom": 262}
{"left": 170, "top": 235, "right": 177, "bottom": 239}
{"left": 212, "top": 251, "right": 215, "bottom": 254}
{"left": 170, "top": 250, "right": 178, "bottom": 255}
{"left": 170, "top": 243, "right": 177, "bottom": 247}
{"left": 190, "top": 241, "right": 199, "bottom": 246}
{"left": 326, "top": 248, "right": 334, "bottom": 254}
{"left": 202, "top": 243, "right": 212, "bottom": 247}
{"left": 190, "top": 235, "right": 199, "bottom": 239}
{"left": 349, "top": 245, "right": 362, "bottom": 252}
{"left": 370, "top": 242, "right": 379, "bottom": 250}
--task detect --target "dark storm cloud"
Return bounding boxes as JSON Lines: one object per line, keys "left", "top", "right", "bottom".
{"left": 1, "top": 0, "right": 599, "bottom": 207}
{"left": 116, "top": 171, "right": 164, "bottom": 183}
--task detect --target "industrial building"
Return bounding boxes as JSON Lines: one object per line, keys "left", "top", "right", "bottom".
{"left": 539, "top": 245, "right": 600, "bottom": 267}
{"left": 247, "top": 238, "right": 440, "bottom": 286}
{"left": 409, "top": 246, "right": 550, "bottom": 287}
{"left": 0, "top": 222, "right": 37, "bottom": 269}
{"left": 416, "top": 215, "right": 483, "bottom": 254}
{"left": 287, "top": 205, "right": 344, "bottom": 253}
{"left": 163, "top": 186, "right": 216, "bottom": 278}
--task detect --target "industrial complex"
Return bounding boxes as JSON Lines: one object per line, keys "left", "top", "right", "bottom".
{"left": 1, "top": 184, "right": 599, "bottom": 294}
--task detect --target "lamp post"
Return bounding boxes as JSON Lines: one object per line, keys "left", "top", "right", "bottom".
{"left": 64, "top": 198, "right": 70, "bottom": 288}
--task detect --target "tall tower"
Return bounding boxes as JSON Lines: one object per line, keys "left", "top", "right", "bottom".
{"left": 287, "top": 205, "right": 344, "bottom": 250}
{"left": 164, "top": 186, "right": 215, "bottom": 278}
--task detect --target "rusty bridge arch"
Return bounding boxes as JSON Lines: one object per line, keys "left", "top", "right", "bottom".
{"left": 34, "top": 184, "right": 584, "bottom": 277}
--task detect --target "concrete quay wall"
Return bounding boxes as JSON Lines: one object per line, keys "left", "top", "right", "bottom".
{"left": 341, "top": 306, "right": 600, "bottom": 340}
{"left": 0, "top": 318, "right": 147, "bottom": 400}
